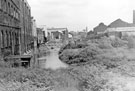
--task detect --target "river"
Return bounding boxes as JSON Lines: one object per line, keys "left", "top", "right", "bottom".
{"left": 38, "top": 48, "right": 68, "bottom": 70}
{"left": 37, "top": 47, "right": 79, "bottom": 91}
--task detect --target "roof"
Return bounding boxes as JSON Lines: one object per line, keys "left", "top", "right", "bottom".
{"left": 108, "top": 19, "right": 135, "bottom": 28}
{"left": 47, "top": 28, "right": 67, "bottom": 30}
{"left": 94, "top": 23, "right": 107, "bottom": 32}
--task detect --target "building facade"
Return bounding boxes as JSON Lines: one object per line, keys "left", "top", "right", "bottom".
{"left": 0, "top": 0, "right": 20, "bottom": 56}
{"left": 0, "top": 0, "right": 32, "bottom": 56}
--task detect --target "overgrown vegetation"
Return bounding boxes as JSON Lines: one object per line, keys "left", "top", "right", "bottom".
{"left": 0, "top": 36, "right": 135, "bottom": 91}
{"left": 58, "top": 36, "right": 135, "bottom": 91}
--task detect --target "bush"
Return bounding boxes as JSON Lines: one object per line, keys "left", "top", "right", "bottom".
{"left": 127, "top": 36, "right": 135, "bottom": 48}
{"left": 59, "top": 41, "right": 88, "bottom": 54}
{"left": 68, "top": 64, "right": 106, "bottom": 91}
{"left": 111, "top": 37, "right": 127, "bottom": 48}
{"left": 59, "top": 45, "right": 102, "bottom": 65}
{"left": 97, "top": 37, "right": 112, "bottom": 49}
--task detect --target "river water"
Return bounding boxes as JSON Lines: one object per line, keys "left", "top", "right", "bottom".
{"left": 38, "top": 48, "right": 68, "bottom": 70}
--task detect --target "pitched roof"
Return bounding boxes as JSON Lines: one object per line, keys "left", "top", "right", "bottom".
{"left": 108, "top": 19, "right": 135, "bottom": 28}
{"left": 94, "top": 23, "right": 107, "bottom": 32}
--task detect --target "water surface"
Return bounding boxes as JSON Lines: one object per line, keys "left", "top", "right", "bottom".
{"left": 38, "top": 48, "right": 68, "bottom": 70}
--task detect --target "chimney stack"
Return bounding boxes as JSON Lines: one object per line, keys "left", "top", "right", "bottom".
{"left": 133, "top": 10, "right": 135, "bottom": 24}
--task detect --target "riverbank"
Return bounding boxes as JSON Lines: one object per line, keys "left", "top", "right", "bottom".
{"left": 1, "top": 37, "right": 135, "bottom": 91}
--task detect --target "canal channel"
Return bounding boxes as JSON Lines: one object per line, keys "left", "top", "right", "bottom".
{"left": 38, "top": 48, "right": 68, "bottom": 70}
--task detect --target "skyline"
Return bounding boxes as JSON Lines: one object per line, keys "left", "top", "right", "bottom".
{"left": 27, "top": 0, "right": 135, "bottom": 31}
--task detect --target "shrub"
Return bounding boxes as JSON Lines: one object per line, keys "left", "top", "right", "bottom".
{"left": 97, "top": 37, "right": 112, "bottom": 49}
{"left": 59, "top": 45, "right": 102, "bottom": 65}
{"left": 127, "top": 36, "right": 135, "bottom": 48}
{"left": 69, "top": 64, "right": 106, "bottom": 91}
{"left": 59, "top": 41, "right": 88, "bottom": 54}
{"left": 111, "top": 37, "right": 127, "bottom": 48}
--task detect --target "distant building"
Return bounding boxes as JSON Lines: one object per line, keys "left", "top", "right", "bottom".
{"left": 47, "top": 28, "right": 68, "bottom": 43}
{"left": 105, "top": 19, "right": 135, "bottom": 39}
{"left": 38, "top": 25, "right": 47, "bottom": 38}
{"left": 37, "top": 28, "right": 44, "bottom": 44}
{"left": 86, "top": 31, "right": 95, "bottom": 39}
{"left": 93, "top": 23, "right": 107, "bottom": 34}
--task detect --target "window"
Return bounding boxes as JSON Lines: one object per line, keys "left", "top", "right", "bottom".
{"left": 3, "top": 0, "right": 6, "bottom": 12}
{"left": 10, "top": 5, "right": 13, "bottom": 16}
{"left": 6, "top": 31, "right": 8, "bottom": 47}
{"left": 12, "top": 32, "right": 14, "bottom": 46}
{"left": 9, "top": 31, "right": 11, "bottom": 46}
{"left": 14, "top": 8, "right": 15, "bottom": 17}
{"left": 8, "top": 2, "right": 10, "bottom": 14}
{"left": 29, "top": 9, "right": 31, "bottom": 15}
{"left": 0, "top": 0, "right": 1, "bottom": 9}
{"left": 1, "top": 0, "right": 4, "bottom": 10}
{"left": 0, "top": 31, "right": 2, "bottom": 48}
{"left": 1, "top": 31, "right": 4, "bottom": 48}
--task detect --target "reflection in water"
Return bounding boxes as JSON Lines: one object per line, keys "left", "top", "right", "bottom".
{"left": 38, "top": 49, "right": 68, "bottom": 70}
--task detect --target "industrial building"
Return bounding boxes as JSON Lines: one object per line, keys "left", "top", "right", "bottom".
{"left": 0, "top": 0, "right": 33, "bottom": 57}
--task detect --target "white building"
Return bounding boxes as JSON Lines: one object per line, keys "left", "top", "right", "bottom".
{"left": 105, "top": 19, "right": 135, "bottom": 38}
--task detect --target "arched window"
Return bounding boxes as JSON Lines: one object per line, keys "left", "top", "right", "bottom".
{"left": 5, "top": 31, "right": 8, "bottom": 47}
{"left": 15, "top": 33, "right": 16, "bottom": 45}
{"left": 14, "top": 8, "right": 15, "bottom": 17}
{"left": 3, "top": 0, "right": 6, "bottom": 12}
{"left": 12, "top": 32, "right": 14, "bottom": 46}
{"left": 8, "top": 2, "right": 10, "bottom": 14}
{"left": 6, "top": 31, "right": 9, "bottom": 47}
{"left": 11, "top": 5, "right": 13, "bottom": 16}
{"left": 1, "top": 31, "right": 4, "bottom": 48}
{"left": 0, "top": 31, "right": 2, "bottom": 48}
{"left": 9, "top": 31, "right": 11, "bottom": 46}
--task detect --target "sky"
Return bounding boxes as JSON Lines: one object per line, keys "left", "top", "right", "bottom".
{"left": 27, "top": 0, "right": 135, "bottom": 31}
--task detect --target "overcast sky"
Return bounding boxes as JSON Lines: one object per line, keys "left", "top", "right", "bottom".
{"left": 27, "top": 0, "right": 135, "bottom": 31}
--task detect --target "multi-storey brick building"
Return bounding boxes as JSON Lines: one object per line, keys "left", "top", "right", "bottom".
{"left": 0, "top": 0, "right": 32, "bottom": 56}
{"left": 20, "top": 0, "right": 32, "bottom": 54}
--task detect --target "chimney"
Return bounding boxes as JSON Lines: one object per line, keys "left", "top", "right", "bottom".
{"left": 133, "top": 10, "right": 135, "bottom": 24}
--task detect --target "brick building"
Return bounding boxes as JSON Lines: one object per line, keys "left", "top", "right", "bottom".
{"left": 0, "top": 0, "right": 32, "bottom": 56}
{"left": 93, "top": 23, "right": 107, "bottom": 34}
{"left": 20, "top": 0, "right": 32, "bottom": 54}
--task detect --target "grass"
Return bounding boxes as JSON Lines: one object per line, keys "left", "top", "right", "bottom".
{"left": 58, "top": 36, "right": 135, "bottom": 91}
{"left": 0, "top": 36, "right": 135, "bottom": 91}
